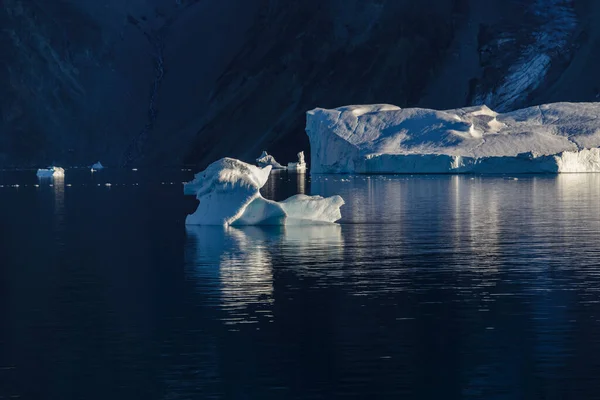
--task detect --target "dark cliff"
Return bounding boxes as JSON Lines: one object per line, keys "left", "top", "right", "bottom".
{"left": 1, "top": 0, "right": 599, "bottom": 168}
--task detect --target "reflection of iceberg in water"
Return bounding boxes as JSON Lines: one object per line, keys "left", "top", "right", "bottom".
{"left": 185, "top": 225, "right": 275, "bottom": 326}
{"left": 217, "top": 227, "right": 274, "bottom": 316}
{"left": 282, "top": 224, "right": 341, "bottom": 243}
{"left": 281, "top": 224, "right": 343, "bottom": 261}
{"left": 296, "top": 170, "right": 306, "bottom": 195}
{"left": 185, "top": 224, "right": 343, "bottom": 324}
{"left": 52, "top": 176, "right": 65, "bottom": 227}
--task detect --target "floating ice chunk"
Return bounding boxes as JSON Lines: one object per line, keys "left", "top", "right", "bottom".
{"left": 37, "top": 167, "right": 65, "bottom": 178}
{"left": 184, "top": 158, "right": 344, "bottom": 226}
{"left": 91, "top": 162, "right": 104, "bottom": 170}
{"left": 287, "top": 151, "right": 307, "bottom": 172}
{"left": 307, "top": 102, "right": 600, "bottom": 174}
{"left": 256, "top": 151, "right": 286, "bottom": 169}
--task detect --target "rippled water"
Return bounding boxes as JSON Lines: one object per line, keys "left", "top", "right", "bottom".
{"left": 2, "top": 170, "right": 600, "bottom": 399}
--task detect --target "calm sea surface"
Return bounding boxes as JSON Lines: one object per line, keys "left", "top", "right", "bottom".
{"left": 2, "top": 169, "right": 600, "bottom": 399}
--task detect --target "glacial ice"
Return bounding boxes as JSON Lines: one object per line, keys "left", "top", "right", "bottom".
{"left": 91, "top": 162, "right": 104, "bottom": 170}
{"left": 256, "top": 151, "right": 286, "bottom": 169}
{"left": 306, "top": 102, "right": 600, "bottom": 174}
{"left": 184, "top": 158, "right": 344, "bottom": 226}
{"left": 287, "top": 151, "right": 307, "bottom": 172}
{"left": 37, "top": 167, "right": 65, "bottom": 178}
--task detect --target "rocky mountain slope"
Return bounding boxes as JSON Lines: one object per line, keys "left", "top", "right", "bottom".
{"left": 1, "top": 0, "right": 599, "bottom": 168}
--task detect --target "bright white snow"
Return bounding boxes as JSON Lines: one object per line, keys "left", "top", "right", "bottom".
{"left": 287, "top": 151, "right": 307, "bottom": 172}
{"left": 307, "top": 102, "right": 600, "bottom": 174}
{"left": 37, "top": 167, "right": 65, "bottom": 178}
{"left": 184, "top": 158, "right": 343, "bottom": 226}
{"left": 256, "top": 151, "right": 286, "bottom": 169}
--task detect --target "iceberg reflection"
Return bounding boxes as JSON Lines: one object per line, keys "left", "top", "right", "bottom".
{"left": 185, "top": 224, "right": 343, "bottom": 325}
{"left": 279, "top": 224, "right": 343, "bottom": 267}
{"left": 185, "top": 226, "right": 274, "bottom": 325}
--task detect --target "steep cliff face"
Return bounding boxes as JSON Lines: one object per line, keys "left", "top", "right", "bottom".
{"left": 1, "top": 0, "right": 155, "bottom": 166}
{"left": 0, "top": 0, "right": 260, "bottom": 166}
{"left": 179, "top": 0, "right": 460, "bottom": 167}
{"left": 1, "top": 0, "right": 599, "bottom": 167}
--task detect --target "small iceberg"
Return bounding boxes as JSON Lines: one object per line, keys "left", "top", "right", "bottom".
{"left": 37, "top": 167, "right": 65, "bottom": 178}
{"left": 256, "top": 151, "right": 286, "bottom": 169}
{"left": 287, "top": 151, "right": 307, "bottom": 172}
{"left": 184, "top": 158, "right": 343, "bottom": 226}
{"left": 90, "top": 161, "right": 104, "bottom": 170}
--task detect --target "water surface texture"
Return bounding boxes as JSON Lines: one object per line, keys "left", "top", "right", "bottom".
{"left": 2, "top": 170, "right": 600, "bottom": 399}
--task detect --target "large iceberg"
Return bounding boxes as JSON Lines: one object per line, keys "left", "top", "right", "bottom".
{"left": 184, "top": 158, "right": 344, "bottom": 226}
{"left": 306, "top": 102, "right": 600, "bottom": 174}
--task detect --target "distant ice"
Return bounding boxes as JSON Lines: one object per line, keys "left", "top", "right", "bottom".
{"left": 37, "top": 167, "right": 65, "bottom": 178}
{"left": 256, "top": 151, "right": 286, "bottom": 169}
{"left": 287, "top": 151, "right": 307, "bottom": 172}
{"left": 91, "top": 162, "right": 104, "bottom": 170}
{"left": 307, "top": 102, "right": 600, "bottom": 174}
{"left": 184, "top": 158, "right": 343, "bottom": 226}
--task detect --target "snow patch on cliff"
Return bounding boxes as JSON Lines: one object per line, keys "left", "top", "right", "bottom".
{"left": 476, "top": 0, "right": 577, "bottom": 111}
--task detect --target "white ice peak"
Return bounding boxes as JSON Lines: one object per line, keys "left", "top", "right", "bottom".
{"left": 307, "top": 102, "right": 600, "bottom": 174}
{"left": 184, "top": 158, "right": 343, "bottom": 226}
{"left": 298, "top": 151, "right": 305, "bottom": 164}
{"left": 287, "top": 151, "right": 307, "bottom": 172}
{"left": 256, "top": 151, "right": 286, "bottom": 169}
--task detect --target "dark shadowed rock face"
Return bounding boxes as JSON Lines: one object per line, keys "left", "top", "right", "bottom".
{"left": 1, "top": 0, "right": 599, "bottom": 168}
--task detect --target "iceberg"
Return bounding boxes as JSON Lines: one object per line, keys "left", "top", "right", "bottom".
{"left": 287, "top": 151, "right": 307, "bottom": 172}
{"left": 36, "top": 167, "right": 65, "bottom": 178}
{"left": 306, "top": 102, "right": 600, "bottom": 174}
{"left": 256, "top": 151, "right": 286, "bottom": 169}
{"left": 184, "top": 158, "right": 344, "bottom": 226}
{"left": 90, "top": 162, "right": 104, "bottom": 170}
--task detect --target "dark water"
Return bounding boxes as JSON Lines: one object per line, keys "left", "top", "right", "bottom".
{"left": 2, "top": 169, "right": 600, "bottom": 399}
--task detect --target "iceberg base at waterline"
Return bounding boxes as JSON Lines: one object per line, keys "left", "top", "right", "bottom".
{"left": 183, "top": 158, "right": 344, "bottom": 226}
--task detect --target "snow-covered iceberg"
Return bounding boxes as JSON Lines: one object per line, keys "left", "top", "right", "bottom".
{"left": 306, "top": 102, "right": 600, "bottom": 174}
{"left": 256, "top": 151, "right": 286, "bottom": 169}
{"left": 90, "top": 162, "right": 104, "bottom": 170}
{"left": 36, "top": 167, "right": 65, "bottom": 178}
{"left": 184, "top": 158, "right": 344, "bottom": 226}
{"left": 287, "top": 151, "right": 307, "bottom": 172}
